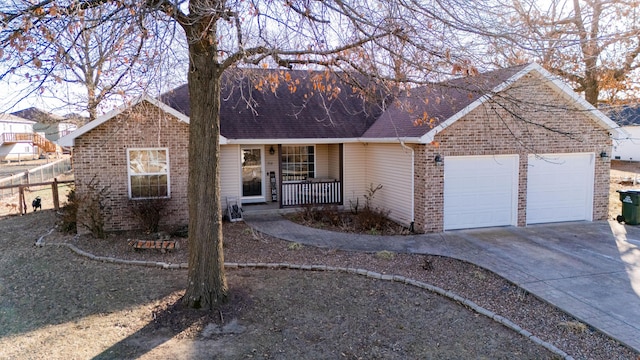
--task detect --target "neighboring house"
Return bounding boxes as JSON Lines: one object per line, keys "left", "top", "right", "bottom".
{"left": 0, "top": 113, "right": 39, "bottom": 161}
{"left": 12, "top": 107, "right": 79, "bottom": 142}
{"left": 605, "top": 105, "right": 640, "bottom": 161}
{"left": 58, "top": 63, "right": 620, "bottom": 234}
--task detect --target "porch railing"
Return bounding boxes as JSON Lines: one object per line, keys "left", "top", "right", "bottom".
{"left": 281, "top": 180, "right": 341, "bottom": 207}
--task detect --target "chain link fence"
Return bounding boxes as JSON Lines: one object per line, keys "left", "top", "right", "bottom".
{"left": 0, "top": 158, "right": 72, "bottom": 199}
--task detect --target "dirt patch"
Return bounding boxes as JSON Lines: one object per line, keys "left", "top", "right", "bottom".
{"left": 0, "top": 211, "right": 637, "bottom": 359}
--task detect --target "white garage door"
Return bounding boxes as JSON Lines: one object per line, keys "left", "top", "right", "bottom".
{"left": 526, "top": 153, "right": 595, "bottom": 224}
{"left": 444, "top": 155, "right": 519, "bottom": 230}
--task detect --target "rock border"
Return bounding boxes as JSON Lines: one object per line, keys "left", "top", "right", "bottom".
{"left": 35, "top": 228, "right": 573, "bottom": 360}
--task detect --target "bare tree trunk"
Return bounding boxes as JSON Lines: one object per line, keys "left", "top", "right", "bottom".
{"left": 182, "top": 31, "right": 228, "bottom": 309}
{"left": 583, "top": 69, "right": 600, "bottom": 107}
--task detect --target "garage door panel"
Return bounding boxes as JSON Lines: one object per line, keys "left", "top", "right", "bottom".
{"left": 444, "top": 155, "right": 519, "bottom": 230}
{"left": 526, "top": 153, "right": 594, "bottom": 224}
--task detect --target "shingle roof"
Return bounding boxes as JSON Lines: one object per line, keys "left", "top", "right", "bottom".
{"left": 0, "top": 113, "right": 35, "bottom": 124}
{"left": 605, "top": 105, "right": 640, "bottom": 126}
{"left": 161, "top": 66, "right": 530, "bottom": 141}
{"left": 160, "top": 70, "right": 386, "bottom": 140}
{"left": 64, "top": 63, "right": 618, "bottom": 146}
{"left": 362, "top": 65, "right": 529, "bottom": 138}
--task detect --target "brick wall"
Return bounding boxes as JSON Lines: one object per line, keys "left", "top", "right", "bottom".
{"left": 73, "top": 101, "right": 189, "bottom": 233}
{"left": 413, "top": 73, "right": 612, "bottom": 233}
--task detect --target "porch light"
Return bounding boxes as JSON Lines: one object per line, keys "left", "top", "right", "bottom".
{"left": 434, "top": 154, "right": 443, "bottom": 165}
{"left": 600, "top": 151, "right": 609, "bottom": 159}
{"left": 269, "top": 146, "right": 275, "bottom": 155}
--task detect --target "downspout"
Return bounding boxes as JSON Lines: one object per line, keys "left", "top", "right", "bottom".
{"left": 399, "top": 140, "right": 415, "bottom": 232}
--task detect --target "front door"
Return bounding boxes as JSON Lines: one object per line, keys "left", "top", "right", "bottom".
{"left": 241, "top": 147, "right": 265, "bottom": 203}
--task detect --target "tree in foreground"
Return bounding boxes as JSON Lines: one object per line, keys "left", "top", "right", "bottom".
{"left": 485, "top": 0, "right": 640, "bottom": 106}
{"left": 1, "top": 0, "right": 485, "bottom": 309}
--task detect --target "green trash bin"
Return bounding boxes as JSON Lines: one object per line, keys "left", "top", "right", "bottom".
{"left": 617, "top": 190, "right": 640, "bottom": 225}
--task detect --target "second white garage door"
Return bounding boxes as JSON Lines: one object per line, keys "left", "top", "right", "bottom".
{"left": 526, "top": 153, "right": 595, "bottom": 224}
{"left": 444, "top": 155, "right": 519, "bottom": 230}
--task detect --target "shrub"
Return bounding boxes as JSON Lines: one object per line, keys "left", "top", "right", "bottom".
{"left": 363, "top": 183, "right": 383, "bottom": 210}
{"left": 76, "top": 176, "right": 111, "bottom": 239}
{"left": 354, "top": 206, "right": 391, "bottom": 233}
{"left": 293, "top": 204, "right": 344, "bottom": 227}
{"left": 353, "top": 183, "right": 391, "bottom": 232}
{"left": 129, "top": 198, "right": 169, "bottom": 234}
{"left": 58, "top": 186, "right": 78, "bottom": 234}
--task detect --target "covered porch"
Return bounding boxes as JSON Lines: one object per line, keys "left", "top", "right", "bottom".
{"left": 238, "top": 143, "right": 344, "bottom": 209}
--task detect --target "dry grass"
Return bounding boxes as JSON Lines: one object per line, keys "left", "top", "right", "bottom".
{"left": 560, "top": 321, "right": 589, "bottom": 334}
{"left": 0, "top": 174, "right": 74, "bottom": 217}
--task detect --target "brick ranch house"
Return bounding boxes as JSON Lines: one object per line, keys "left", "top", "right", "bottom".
{"left": 58, "top": 63, "right": 621, "bottom": 234}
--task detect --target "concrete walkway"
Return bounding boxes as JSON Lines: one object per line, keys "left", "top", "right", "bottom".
{"left": 244, "top": 213, "right": 640, "bottom": 353}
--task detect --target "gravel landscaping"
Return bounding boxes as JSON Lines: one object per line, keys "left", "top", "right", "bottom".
{"left": 0, "top": 160, "right": 639, "bottom": 358}
{"left": 0, "top": 210, "right": 635, "bottom": 359}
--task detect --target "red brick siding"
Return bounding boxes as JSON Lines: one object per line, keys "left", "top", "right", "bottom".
{"left": 413, "top": 74, "right": 612, "bottom": 233}
{"left": 73, "top": 101, "right": 189, "bottom": 233}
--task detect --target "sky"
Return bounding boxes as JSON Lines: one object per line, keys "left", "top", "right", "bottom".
{"left": 0, "top": 71, "right": 79, "bottom": 116}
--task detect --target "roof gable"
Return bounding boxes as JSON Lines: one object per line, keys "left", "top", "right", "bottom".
{"left": 362, "top": 63, "right": 621, "bottom": 143}
{"left": 362, "top": 65, "right": 527, "bottom": 140}
{"left": 57, "top": 95, "right": 191, "bottom": 147}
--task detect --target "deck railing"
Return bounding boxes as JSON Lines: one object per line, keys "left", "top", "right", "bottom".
{"left": 281, "top": 180, "right": 341, "bottom": 207}
{"left": 1, "top": 133, "right": 58, "bottom": 152}
{"left": 1, "top": 133, "right": 33, "bottom": 144}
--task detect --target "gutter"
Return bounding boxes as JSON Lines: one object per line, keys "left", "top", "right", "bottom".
{"left": 399, "top": 140, "right": 415, "bottom": 232}
{"left": 223, "top": 137, "right": 423, "bottom": 145}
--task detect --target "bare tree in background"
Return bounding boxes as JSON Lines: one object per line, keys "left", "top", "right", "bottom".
{"left": 484, "top": 0, "right": 640, "bottom": 106}
{"left": 1, "top": 0, "right": 484, "bottom": 309}
{"left": 1, "top": 4, "right": 186, "bottom": 119}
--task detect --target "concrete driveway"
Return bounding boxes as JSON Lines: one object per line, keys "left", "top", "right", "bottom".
{"left": 246, "top": 214, "right": 640, "bottom": 352}
{"left": 431, "top": 221, "right": 640, "bottom": 352}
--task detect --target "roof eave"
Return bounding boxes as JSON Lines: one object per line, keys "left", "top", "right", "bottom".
{"left": 419, "top": 64, "right": 538, "bottom": 144}
{"left": 222, "top": 137, "right": 423, "bottom": 145}
{"left": 357, "top": 137, "right": 422, "bottom": 144}
{"left": 526, "top": 65, "right": 624, "bottom": 139}
{"left": 224, "top": 138, "right": 361, "bottom": 145}
{"left": 419, "top": 93, "right": 492, "bottom": 144}
{"left": 420, "top": 63, "right": 625, "bottom": 143}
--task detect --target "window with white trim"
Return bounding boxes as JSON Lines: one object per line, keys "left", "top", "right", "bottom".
{"left": 281, "top": 145, "right": 315, "bottom": 181}
{"left": 127, "top": 148, "right": 170, "bottom": 199}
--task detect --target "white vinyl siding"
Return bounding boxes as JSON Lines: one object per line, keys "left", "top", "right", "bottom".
{"left": 342, "top": 143, "right": 367, "bottom": 211}
{"left": 613, "top": 126, "right": 640, "bottom": 161}
{"left": 526, "top": 153, "right": 594, "bottom": 224}
{"left": 444, "top": 155, "right": 519, "bottom": 230}
{"left": 363, "top": 144, "right": 414, "bottom": 227}
{"left": 327, "top": 144, "right": 341, "bottom": 180}
{"left": 315, "top": 144, "right": 329, "bottom": 178}
{"left": 220, "top": 144, "right": 241, "bottom": 208}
